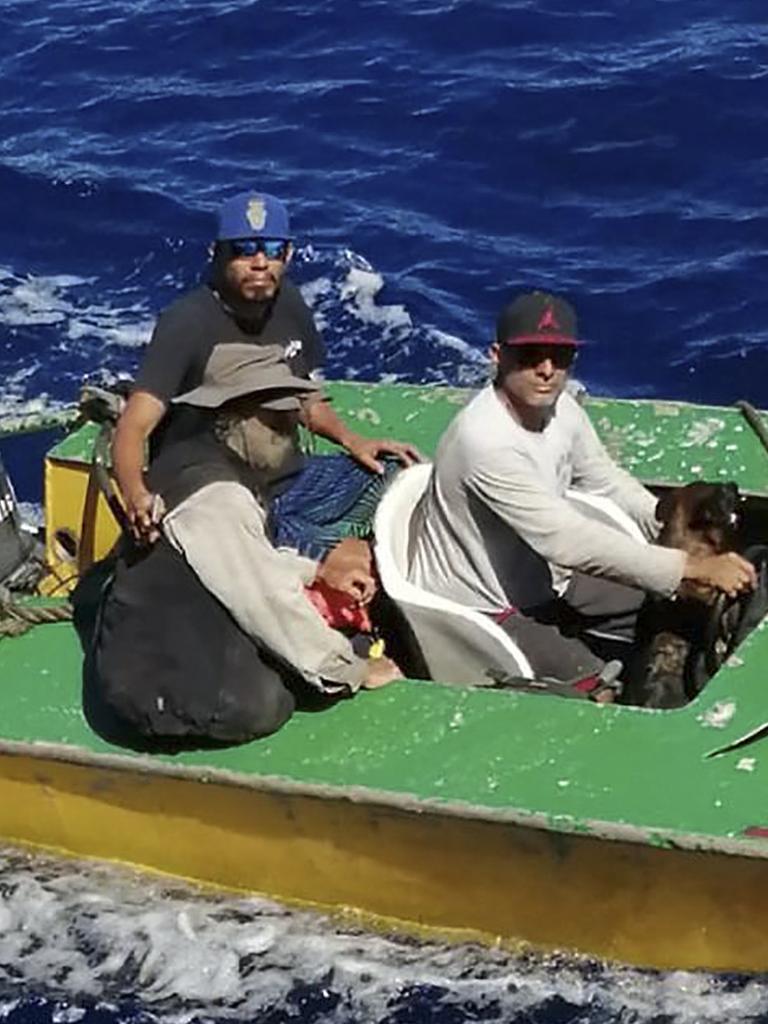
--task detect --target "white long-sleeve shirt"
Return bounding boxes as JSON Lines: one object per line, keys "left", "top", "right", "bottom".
{"left": 162, "top": 480, "right": 367, "bottom": 692}
{"left": 409, "top": 386, "right": 685, "bottom": 613}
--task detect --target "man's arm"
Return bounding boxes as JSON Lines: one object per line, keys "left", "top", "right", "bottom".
{"left": 566, "top": 405, "right": 756, "bottom": 600}
{"left": 472, "top": 457, "right": 755, "bottom": 598}
{"left": 112, "top": 391, "right": 167, "bottom": 540}
{"left": 302, "top": 397, "right": 421, "bottom": 474}
{"left": 162, "top": 481, "right": 400, "bottom": 690}
{"left": 472, "top": 454, "right": 685, "bottom": 595}
{"left": 112, "top": 297, "right": 202, "bottom": 539}
{"left": 280, "top": 284, "right": 421, "bottom": 472}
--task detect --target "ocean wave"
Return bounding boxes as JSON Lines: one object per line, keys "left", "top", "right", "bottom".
{"left": 0, "top": 247, "right": 492, "bottom": 411}
{"left": 0, "top": 0, "right": 765, "bottom": 406}
{"left": 296, "top": 248, "right": 490, "bottom": 386}
{"left": 0, "top": 846, "right": 766, "bottom": 1024}
{"left": 0, "top": 268, "right": 154, "bottom": 348}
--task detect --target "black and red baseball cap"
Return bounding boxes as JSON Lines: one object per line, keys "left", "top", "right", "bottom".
{"left": 496, "top": 292, "right": 579, "bottom": 347}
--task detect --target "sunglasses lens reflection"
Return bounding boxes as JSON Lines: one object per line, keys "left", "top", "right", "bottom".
{"left": 514, "top": 346, "right": 576, "bottom": 370}
{"left": 230, "top": 239, "right": 288, "bottom": 260}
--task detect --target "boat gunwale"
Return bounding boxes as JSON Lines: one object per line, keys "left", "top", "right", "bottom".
{"left": 6, "top": 734, "right": 768, "bottom": 862}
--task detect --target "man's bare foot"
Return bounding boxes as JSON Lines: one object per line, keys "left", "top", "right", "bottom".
{"left": 363, "top": 656, "right": 403, "bottom": 690}
{"left": 593, "top": 689, "right": 615, "bottom": 704}
{"left": 592, "top": 659, "right": 623, "bottom": 704}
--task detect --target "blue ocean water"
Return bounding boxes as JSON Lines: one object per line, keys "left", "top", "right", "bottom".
{"left": 0, "top": 0, "right": 767, "bottom": 1019}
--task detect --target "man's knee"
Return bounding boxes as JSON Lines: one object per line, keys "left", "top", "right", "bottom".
{"left": 211, "top": 669, "right": 296, "bottom": 742}
{"left": 500, "top": 613, "right": 604, "bottom": 681}
{"left": 95, "top": 641, "right": 296, "bottom": 744}
{"left": 567, "top": 573, "right": 645, "bottom": 619}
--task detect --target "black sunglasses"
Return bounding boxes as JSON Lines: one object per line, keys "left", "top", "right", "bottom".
{"left": 229, "top": 238, "right": 290, "bottom": 260}
{"left": 508, "top": 344, "right": 577, "bottom": 370}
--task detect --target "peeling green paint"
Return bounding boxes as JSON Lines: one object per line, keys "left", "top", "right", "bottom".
{"left": 48, "top": 384, "right": 768, "bottom": 497}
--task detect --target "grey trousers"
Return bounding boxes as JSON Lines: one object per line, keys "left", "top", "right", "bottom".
{"left": 498, "top": 574, "right": 646, "bottom": 682}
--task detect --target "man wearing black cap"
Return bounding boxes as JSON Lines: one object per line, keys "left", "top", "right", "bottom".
{"left": 113, "top": 191, "right": 418, "bottom": 542}
{"left": 94, "top": 343, "right": 402, "bottom": 746}
{"left": 409, "top": 291, "right": 756, "bottom": 687}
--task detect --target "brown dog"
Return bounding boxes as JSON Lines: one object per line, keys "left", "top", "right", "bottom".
{"left": 656, "top": 482, "right": 741, "bottom": 593}
{"left": 626, "top": 482, "right": 742, "bottom": 708}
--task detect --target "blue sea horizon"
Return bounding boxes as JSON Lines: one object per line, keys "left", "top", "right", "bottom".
{"left": 0, "top": 0, "right": 767, "bottom": 1019}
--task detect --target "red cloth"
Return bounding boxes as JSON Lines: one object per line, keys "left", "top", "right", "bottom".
{"left": 494, "top": 605, "right": 519, "bottom": 624}
{"left": 305, "top": 580, "right": 372, "bottom": 632}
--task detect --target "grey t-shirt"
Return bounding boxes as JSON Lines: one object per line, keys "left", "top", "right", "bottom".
{"left": 409, "top": 385, "right": 684, "bottom": 614}
{"left": 135, "top": 282, "right": 324, "bottom": 460}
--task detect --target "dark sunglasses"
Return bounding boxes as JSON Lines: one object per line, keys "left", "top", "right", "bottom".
{"left": 508, "top": 344, "right": 577, "bottom": 370}
{"left": 229, "top": 238, "right": 290, "bottom": 260}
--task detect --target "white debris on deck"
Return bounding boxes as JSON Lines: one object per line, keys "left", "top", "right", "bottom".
{"left": 697, "top": 701, "right": 736, "bottom": 729}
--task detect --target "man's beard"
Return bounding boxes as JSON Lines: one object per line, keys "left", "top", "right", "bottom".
{"left": 215, "top": 410, "right": 299, "bottom": 475}
{"left": 209, "top": 249, "right": 276, "bottom": 330}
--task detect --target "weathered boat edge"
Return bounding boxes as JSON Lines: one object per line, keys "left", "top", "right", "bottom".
{"left": 4, "top": 738, "right": 768, "bottom": 972}
{"left": 4, "top": 735, "right": 768, "bottom": 862}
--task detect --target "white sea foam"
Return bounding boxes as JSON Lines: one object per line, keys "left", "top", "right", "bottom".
{"left": 0, "top": 268, "right": 154, "bottom": 351}
{"left": 297, "top": 274, "right": 332, "bottom": 332}
{"left": 0, "top": 846, "right": 766, "bottom": 1023}
{"left": 0, "top": 273, "right": 85, "bottom": 327}
{"left": 0, "top": 267, "right": 153, "bottom": 421}
{"left": 1, "top": 256, "right": 486, "bottom": 399}
{"left": 16, "top": 502, "right": 44, "bottom": 530}
{"left": 339, "top": 267, "right": 413, "bottom": 332}
{"left": 298, "top": 247, "right": 489, "bottom": 387}
{"left": 0, "top": 364, "right": 66, "bottom": 425}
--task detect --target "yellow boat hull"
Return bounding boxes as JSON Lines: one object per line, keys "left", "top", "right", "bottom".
{"left": 5, "top": 744, "right": 768, "bottom": 973}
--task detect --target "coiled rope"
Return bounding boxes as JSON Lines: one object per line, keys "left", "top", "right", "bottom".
{"left": 0, "top": 590, "right": 72, "bottom": 639}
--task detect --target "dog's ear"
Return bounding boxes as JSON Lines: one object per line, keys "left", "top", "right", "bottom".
{"left": 655, "top": 490, "right": 677, "bottom": 525}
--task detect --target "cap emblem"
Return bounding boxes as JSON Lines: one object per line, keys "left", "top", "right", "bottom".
{"left": 537, "top": 306, "right": 560, "bottom": 332}
{"left": 246, "top": 198, "right": 267, "bottom": 231}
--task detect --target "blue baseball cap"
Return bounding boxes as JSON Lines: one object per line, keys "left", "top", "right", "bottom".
{"left": 216, "top": 192, "right": 292, "bottom": 241}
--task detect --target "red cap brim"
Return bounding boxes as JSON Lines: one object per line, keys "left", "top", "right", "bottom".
{"left": 503, "top": 333, "right": 580, "bottom": 347}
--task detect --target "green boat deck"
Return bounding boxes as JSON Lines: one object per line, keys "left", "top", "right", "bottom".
{"left": 18, "top": 382, "right": 768, "bottom": 854}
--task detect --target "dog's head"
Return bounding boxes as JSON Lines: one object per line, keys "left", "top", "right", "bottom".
{"left": 656, "top": 481, "right": 742, "bottom": 555}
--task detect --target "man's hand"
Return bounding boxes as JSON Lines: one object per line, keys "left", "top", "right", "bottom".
{"left": 322, "top": 564, "right": 376, "bottom": 605}
{"left": 112, "top": 390, "right": 168, "bottom": 543}
{"left": 343, "top": 434, "right": 422, "bottom": 475}
{"left": 302, "top": 398, "right": 422, "bottom": 474}
{"left": 362, "top": 655, "right": 403, "bottom": 689}
{"left": 684, "top": 551, "right": 757, "bottom": 599}
{"left": 125, "top": 488, "right": 166, "bottom": 545}
{"left": 317, "top": 538, "right": 376, "bottom": 604}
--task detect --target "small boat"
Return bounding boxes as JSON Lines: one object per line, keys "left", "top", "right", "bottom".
{"left": 1, "top": 381, "right": 768, "bottom": 973}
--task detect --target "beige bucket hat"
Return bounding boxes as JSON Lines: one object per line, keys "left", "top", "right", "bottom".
{"left": 173, "top": 343, "right": 320, "bottom": 411}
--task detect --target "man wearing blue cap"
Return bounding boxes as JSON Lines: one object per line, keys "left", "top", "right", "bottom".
{"left": 113, "top": 191, "right": 418, "bottom": 540}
